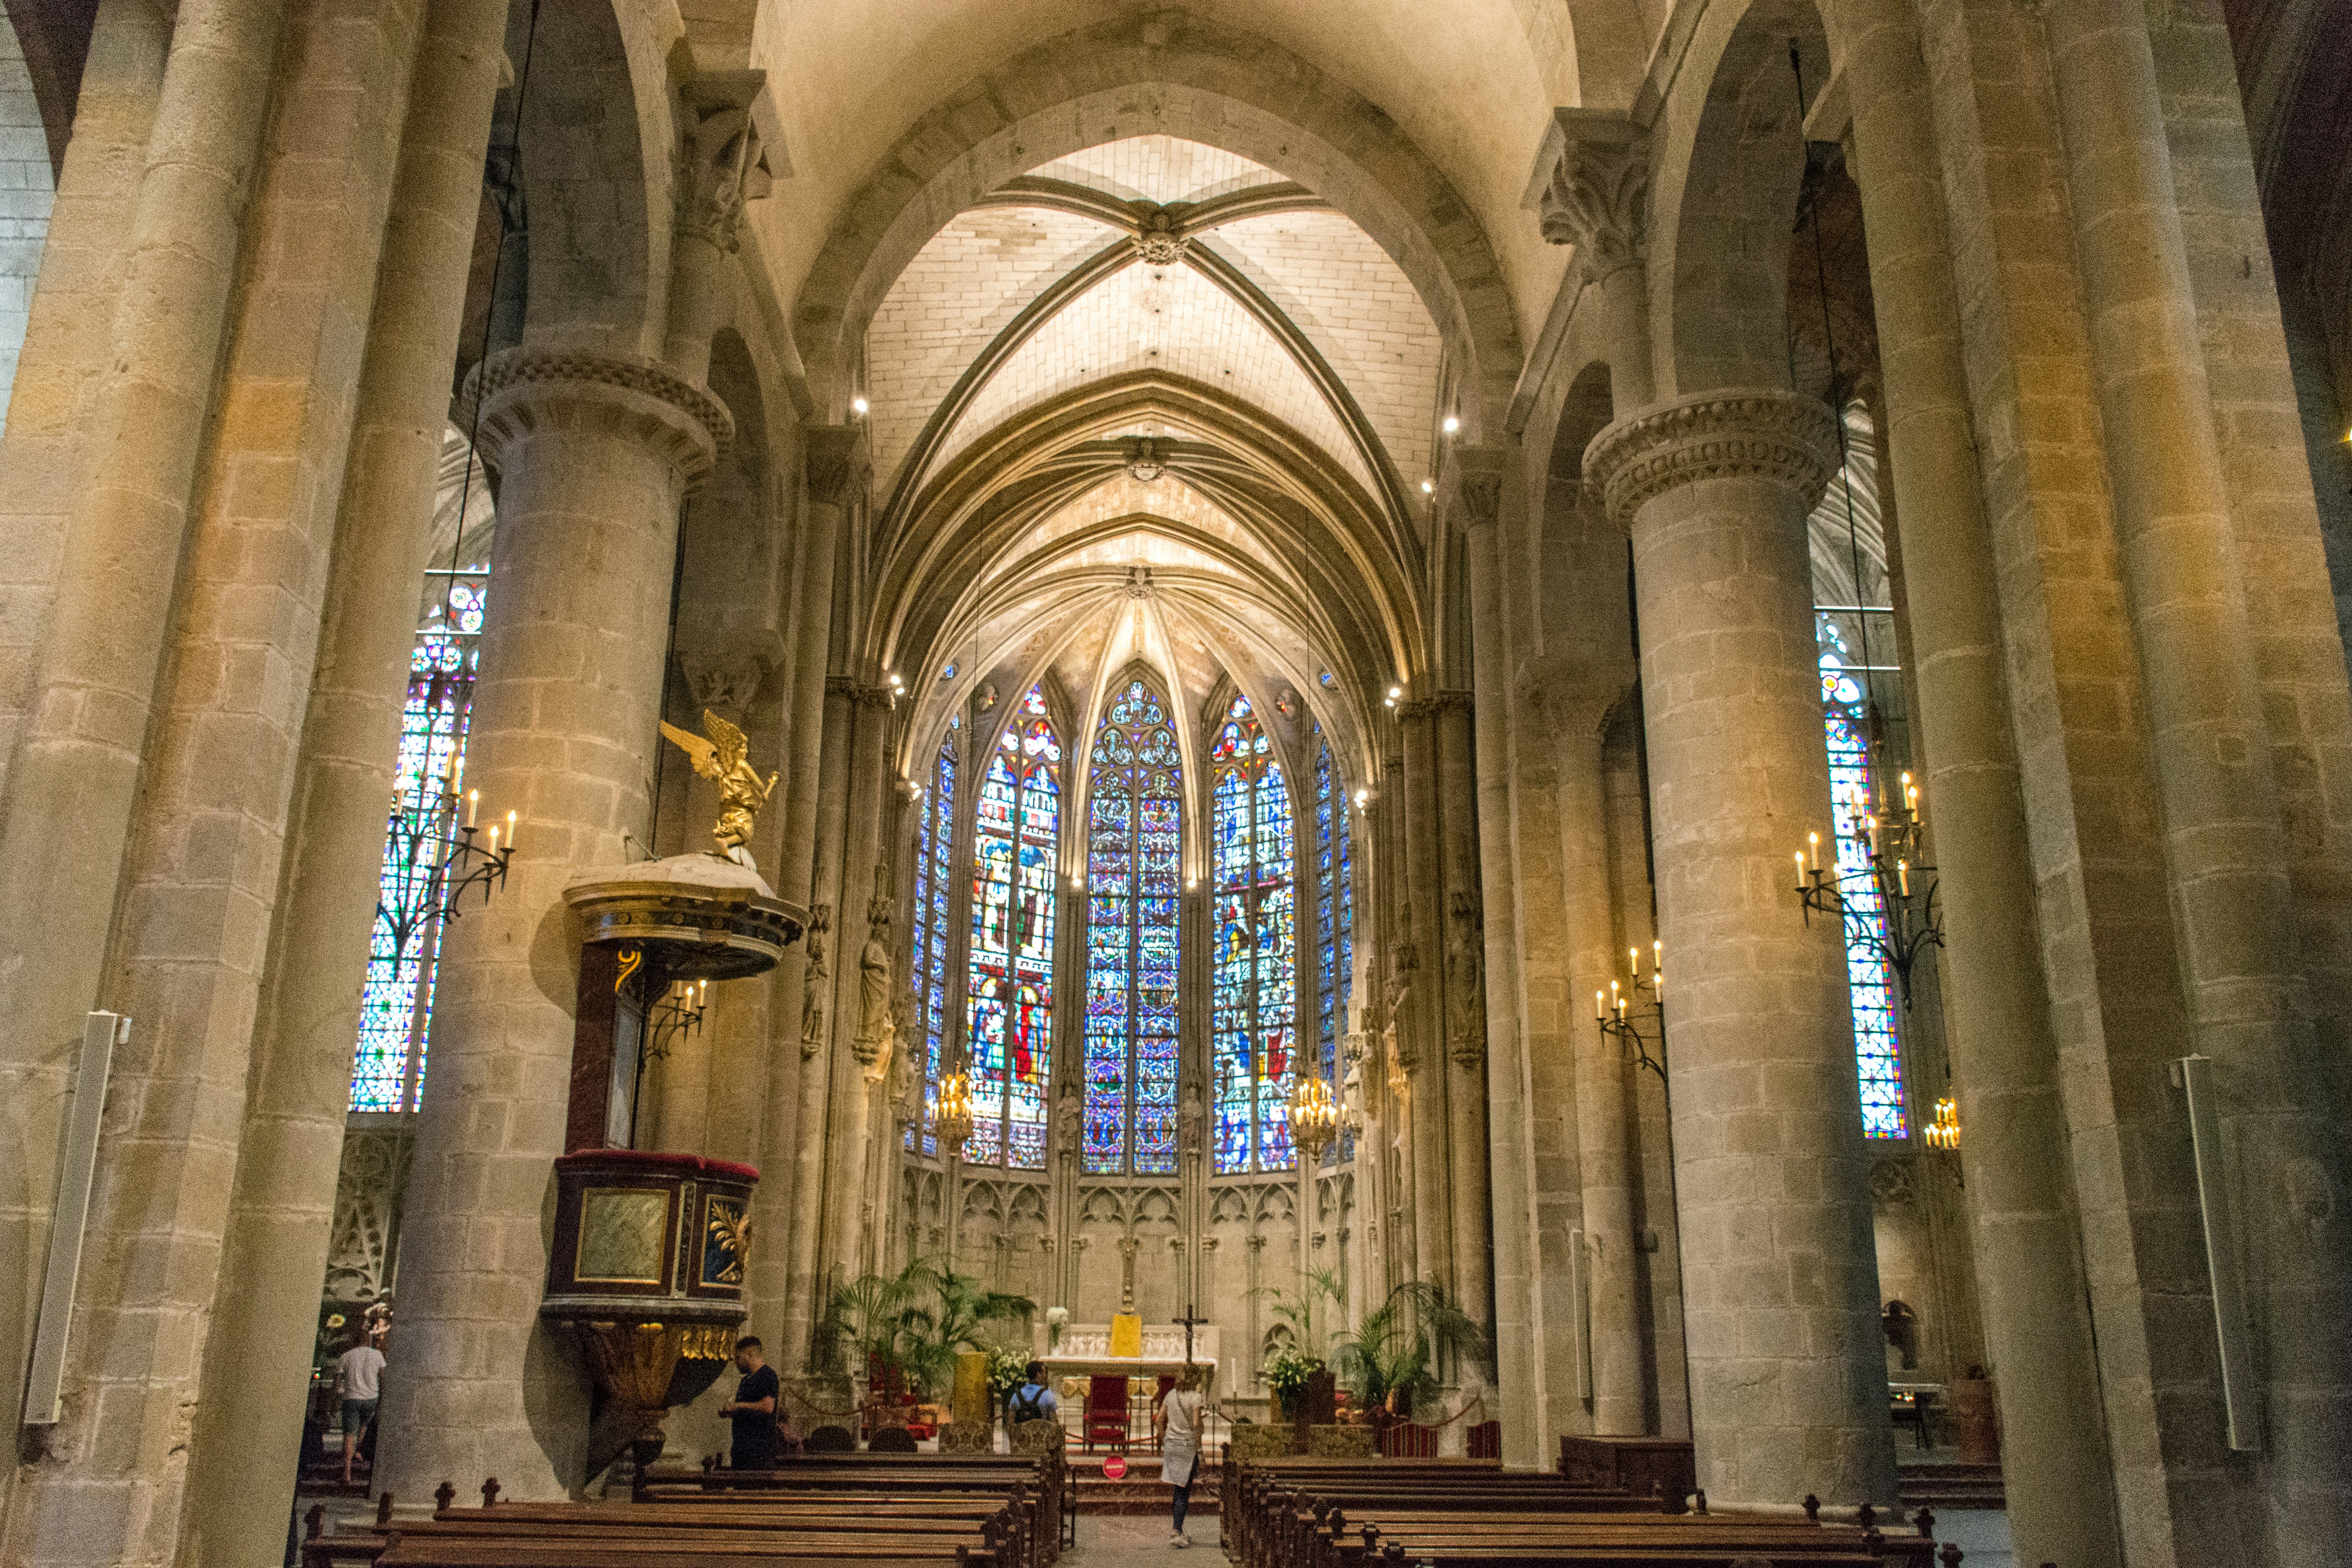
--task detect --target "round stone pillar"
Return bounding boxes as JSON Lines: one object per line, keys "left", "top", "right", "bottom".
{"left": 1584, "top": 389, "right": 1896, "bottom": 1510}
{"left": 377, "top": 349, "right": 730, "bottom": 1501}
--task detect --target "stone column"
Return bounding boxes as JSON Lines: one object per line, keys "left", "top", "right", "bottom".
{"left": 1837, "top": 3, "right": 2122, "bottom": 1562}
{"left": 177, "top": 0, "right": 508, "bottom": 1557}
{"left": 750, "top": 425, "right": 848, "bottom": 1360}
{"left": 1537, "top": 112, "right": 1656, "bottom": 411}
{"left": 1395, "top": 706, "right": 1449, "bottom": 1290}
{"left": 1584, "top": 389, "right": 1895, "bottom": 1509}
{"left": 0, "top": 0, "right": 285, "bottom": 1474}
{"left": 377, "top": 350, "right": 729, "bottom": 1500}
{"left": 2043, "top": 7, "right": 2352, "bottom": 1548}
{"left": 661, "top": 72, "right": 770, "bottom": 382}
{"left": 1435, "top": 693, "right": 1494, "bottom": 1340}
{"left": 817, "top": 687, "right": 895, "bottom": 1282}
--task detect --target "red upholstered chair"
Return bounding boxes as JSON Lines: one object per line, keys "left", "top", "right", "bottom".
{"left": 1085, "top": 1375, "right": 1130, "bottom": 1452}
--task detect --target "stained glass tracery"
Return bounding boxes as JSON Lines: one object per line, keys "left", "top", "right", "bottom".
{"left": 1314, "top": 725, "right": 1354, "bottom": 1162}
{"left": 1211, "top": 694, "right": 1298, "bottom": 1173}
{"left": 1820, "top": 615, "right": 1907, "bottom": 1138}
{"left": 349, "top": 578, "right": 486, "bottom": 1112}
{"left": 965, "top": 685, "right": 1060, "bottom": 1167}
{"left": 1083, "top": 677, "right": 1183, "bottom": 1175}
{"left": 910, "top": 718, "right": 959, "bottom": 1154}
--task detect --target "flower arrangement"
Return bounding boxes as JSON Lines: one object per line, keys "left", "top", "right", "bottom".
{"left": 984, "top": 1345, "right": 1029, "bottom": 1400}
{"left": 1262, "top": 1348, "right": 1325, "bottom": 1398}
{"left": 1046, "top": 1304, "right": 1069, "bottom": 1352}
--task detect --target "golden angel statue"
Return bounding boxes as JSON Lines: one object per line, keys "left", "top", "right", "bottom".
{"left": 659, "top": 708, "right": 779, "bottom": 866}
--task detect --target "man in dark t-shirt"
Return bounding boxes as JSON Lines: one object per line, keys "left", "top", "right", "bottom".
{"left": 720, "top": 1336, "right": 780, "bottom": 1469}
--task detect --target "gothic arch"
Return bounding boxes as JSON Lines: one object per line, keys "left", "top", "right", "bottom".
{"left": 791, "top": 11, "right": 1524, "bottom": 440}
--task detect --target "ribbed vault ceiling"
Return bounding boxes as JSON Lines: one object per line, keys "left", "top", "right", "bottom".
{"left": 869, "top": 134, "right": 1447, "bottom": 792}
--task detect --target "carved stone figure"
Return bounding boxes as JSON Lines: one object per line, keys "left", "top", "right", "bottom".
{"left": 800, "top": 903, "right": 831, "bottom": 1060}
{"left": 1177, "top": 1081, "right": 1206, "bottom": 1156}
{"left": 853, "top": 895, "right": 893, "bottom": 1066}
{"left": 1387, "top": 940, "right": 1418, "bottom": 1074}
{"left": 1055, "top": 1080, "right": 1081, "bottom": 1161}
{"left": 1449, "top": 890, "right": 1486, "bottom": 1067}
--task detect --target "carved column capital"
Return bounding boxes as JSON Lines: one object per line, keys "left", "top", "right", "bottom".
{"left": 1531, "top": 110, "right": 1650, "bottom": 283}
{"left": 674, "top": 71, "right": 776, "bottom": 254}
{"left": 1454, "top": 445, "right": 1508, "bottom": 530}
{"left": 1581, "top": 389, "right": 1839, "bottom": 531}
{"left": 464, "top": 348, "right": 733, "bottom": 490}
{"left": 805, "top": 423, "right": 868, "bottom": 509}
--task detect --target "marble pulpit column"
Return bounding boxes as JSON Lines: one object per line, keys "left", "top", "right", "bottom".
{"left": 1584, "top": 389, "right": 1896, "bottom": 1509}
{"left": 1835, "top": 3, "right": 2121, "bottom": 1562}
{"left": 377, "top": 349, "right": 730, "bottom": 1500}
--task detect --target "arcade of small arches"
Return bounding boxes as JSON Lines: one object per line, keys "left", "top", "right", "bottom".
{"left": 2, "top": 2, "right": 2351, "bottom": 1567}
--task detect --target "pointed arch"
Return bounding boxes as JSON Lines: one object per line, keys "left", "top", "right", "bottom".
{"left": 965, "top": 683, "right": 1062, "bottom": 1167}
{"left": 1082, "top": 668, "right": 1185, "bottom": 1175}
{"left": 1209, "top": 691, "right": 1298, "bottom": 1173}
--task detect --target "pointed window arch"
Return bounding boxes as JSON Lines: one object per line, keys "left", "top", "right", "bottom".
{"left": 909, "top": 716, "right": 959, "bottom": 1154}
{"left": 1313, "top": 722, "right": 1354, "bottom": 1161}
{"left": 967, "top": 685, "right": 1060, "bottom": 1167}
{"left": 1211, "top": 693, "right": 1297, "bottom": 1173}
{"left": 1083, "top": 675, "right": 1184, "bottom": 1175}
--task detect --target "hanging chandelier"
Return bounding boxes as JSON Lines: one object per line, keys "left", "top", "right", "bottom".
{"left": 1794, "top": 770, "right": 1944, "bottom": 1007}
{"left": 1288, "top": 1074, "right": 1347, "bottom": 1160}
{"left": 1923, "top": 1095, "right": 1961, "bottom": 1151}
{"left": 935, "top": 1045, "right": 976, "bottom": 1156}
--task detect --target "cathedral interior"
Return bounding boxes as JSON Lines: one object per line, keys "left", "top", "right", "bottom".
{"left": 2, "top": 0, "right": 2351, "bottom": 1564}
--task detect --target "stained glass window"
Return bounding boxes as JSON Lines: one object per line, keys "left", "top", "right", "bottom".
{"left": 909, "top": 718, "right": 959, "bottom": 1154}
{"left": 349, "top": 577, "right": 486, "bottom": 1112}
{"left": 1210, "top": 694, "right": 1297, "bottom": 1173}
{"left": 1314, "top": 725, "right": 1354, "bottom": 1162}
{"left": 965, "top": 685, "right": 1060, "bottom": 1167}
{"left": 1082, "top": 677, "right": 1183, "bottom": 1175}
{"left": 1820, "top": 614, "right": 1907, "bottom": 1138}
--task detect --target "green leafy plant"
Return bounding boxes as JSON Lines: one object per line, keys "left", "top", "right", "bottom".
{"left": 1250, "top": 1267, "right": 1344, "bottom": 1361}
{"left": 1329, "top": 1279, "right": 1487, "bottom": 1418}
{"left": 825, "top": 1256, "right": 1033, "bottom": 1399}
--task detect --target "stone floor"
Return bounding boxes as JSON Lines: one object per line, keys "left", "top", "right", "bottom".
{"left": 1063, "top": 1510, "right": 1223, "bottom": 1565}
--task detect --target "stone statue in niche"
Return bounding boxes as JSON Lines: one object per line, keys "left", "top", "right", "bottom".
{"left": 1448, "top": 889, "right": 1486, "bottom": 1067}
{"left": 1386, "top": 941, "right": 1417, "bottom": 1075}
{"left": 1177, "top": 1080, "right": 1205, "bottom": 1156}
{"left": 800, "top": 903, "right": 831, "bottom": 1060}
{"left": 853, "top": 894, "right": 893, "bottom": 1067}
{"left": 1055, "top": 1080, "right": 1081, "bottom": 1161}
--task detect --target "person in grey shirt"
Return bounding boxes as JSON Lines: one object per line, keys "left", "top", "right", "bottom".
{"left": 1154, "top": 1365, "right": 1207, "bottom": 1547}
{"left": 337, "top": 1333, "right": 387, "bottom": 1486}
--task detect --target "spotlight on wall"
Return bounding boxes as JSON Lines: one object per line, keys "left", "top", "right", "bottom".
{"left": 1420, "top": 478, "right": 1434, "bottom": 494}
{"left": 1441, "top": 414, "right": 1460, "bottom": 435}
{"left": 1388, "top": 685, "right": 1403, "bottom": 699}
{"left": 852, "top": 395, "right": 870, "bottom": 416}
{"left": 1354, "top": 788, "right": 1369, "bottom": 807}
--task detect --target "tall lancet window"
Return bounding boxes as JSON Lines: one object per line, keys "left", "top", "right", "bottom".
{"left": 909, "top": 716, "right": 959, "bottom": 1154}
{"left": 1083, "top": 677, "right": 1184, "bottom": 1175}
{"left": 349, "top": 578, "right": 486, "bottom": 1111}
{"left": 1211, "top": 693, "right": 1298, "bottom": 1173}
{"left": 966, "top": 685, "right": 1060, "bottom": 1168}
{"left": 1313, "top": 723, "right": 1354, "bottom": 1159}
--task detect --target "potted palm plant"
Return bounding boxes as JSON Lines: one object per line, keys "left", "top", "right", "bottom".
{"left": 825, "top": 1257, "right": 1031, "bottom": 1435}
{"left": 1329, "top": 1280, "right": 1486, "bottom": 1446}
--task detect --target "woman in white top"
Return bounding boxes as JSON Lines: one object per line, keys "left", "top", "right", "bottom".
{"left": 1153, "top": 1365, "right": 1207, "bottom": 1547}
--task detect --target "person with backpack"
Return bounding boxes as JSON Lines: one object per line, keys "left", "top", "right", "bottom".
{"left": 1006, "top": 1360, "right": 1060, "bottom": 1427}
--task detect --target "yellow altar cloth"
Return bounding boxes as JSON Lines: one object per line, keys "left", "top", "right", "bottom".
{"left": 1108, "top": 1311, "right": 1143, "bottom": 1358}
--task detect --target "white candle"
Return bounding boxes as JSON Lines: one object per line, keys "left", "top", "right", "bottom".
{"left": 466, "top": 788, "right": 478, "bottom": 829}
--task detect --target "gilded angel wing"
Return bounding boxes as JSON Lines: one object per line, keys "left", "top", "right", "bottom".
{"left": 659, "top": 719, "right": 723, "bottom": 782}
{"left": 702, "top": 709, "right": 750, "bottom": 774}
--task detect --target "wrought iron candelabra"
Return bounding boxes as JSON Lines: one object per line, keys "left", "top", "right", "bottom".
{"left": 376, "top": 772, "right": 516, "bottom": 968}
{"left": 1596, "top": 942, "right": 1668, "bottom": 1085}
{"left": 1795, "top": 770, "right": 1944, "bottom": 1008}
